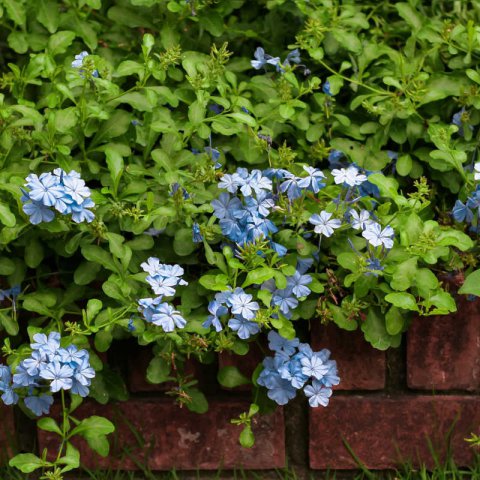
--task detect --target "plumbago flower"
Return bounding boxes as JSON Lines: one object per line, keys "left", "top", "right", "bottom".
{"left": 0, "top": 332, "right": 95, "bottom": 416}
{"left": 137, "top": 258, "right": 188, "bottom": 333}
{"left": 21, "top": 169, "right": 95, "bottom": 225}
{"left": 257, "top": 331, "right": 339, "bottom": 406}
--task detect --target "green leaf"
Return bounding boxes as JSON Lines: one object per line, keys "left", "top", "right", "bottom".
{"left": 9, "top": 454, "right": 45, "bottom": 473}
{"left": 458, "top": 269, "right": 480, "bottom": 296}
{"left": 58, "top": 443, "right": 80, "bottom": 472}
{"left": 0, "top": 203, "right": 16, "bottom": 227}
{"left": 86, "top": 298, "right": 103, "bottom": 322}
{"left": 81, "top": 245, "right": 118, "bottom": 272}
{"left": 74, "top": 261, "right": 102, "bottom": 286}
{"left": 38, "top": 0, "right": 59, "bottom": 33}
{"left": 0, "top": 257, "right": 16, "bottom": 275}
{"left": 361, "top": 308, "right": 401, "bottom": 350}
{"left": 0, "top": 311, "right": 19, "bottom": 336}
{"left": 7, "top": 31, "right": 28, "bottom": 54}
{"left": 146, "top": 356, "right": 171, "bottom": 384}
{"left": 185, "top": 388, "right": 208, "bottom": 414}
{"left": 242, "top": 267, "right": 275, "bottom": 288}
{"left": 71, "top": 415, "right": 115, "bottom": 438}
{"left": 395, "top": 3, "right": 422, "bottom": 32}
{"left": 385, "top": 292, "right": 419, "bottom": 311}
{"left": 92, "top": 110, "right": 131, "bottom": 146}
{"left": 47, "top": 31, "right": 76, "bottom": 55}
{"left": 226, "top": 112, "right": 256, "bottom": 128}
{"left": 37, "top": 417, "right": 62, "bottom": 435}
{"left": 24, "top": 239, "right": 44, "bottom": 268}
{"left": 217, "top": 366, "right": 250, "bottom": 388}
{"left": 385, "top": 306, "right": 405, "bottom": 335}
{"left": 239, "top": 425, "right": 255, "bottom": 448}
{"left": 3, "top": 0, "right": 26, "bottom": 25}
{"left": 173, "top": 228, "right": 196, "bottom": 256}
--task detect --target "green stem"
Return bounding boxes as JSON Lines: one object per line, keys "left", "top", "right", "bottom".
{"left": 55, "top": 390, "right": 69, "bottom": 462}
{"left": 317, "top": 58, "right": 393, "bottom": 96}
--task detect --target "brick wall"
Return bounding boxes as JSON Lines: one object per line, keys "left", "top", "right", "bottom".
{"left": 3, "top": 301, "right": 480, "bottom": 473}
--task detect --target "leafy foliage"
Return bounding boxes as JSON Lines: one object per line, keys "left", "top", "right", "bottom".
{"left": 0, "top": 0, "right": 479, "bottom": 473}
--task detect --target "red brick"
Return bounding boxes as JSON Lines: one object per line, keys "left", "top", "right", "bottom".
{"left": 309, "top": 395, "right": 480, "bottom": 469}
{"left": 311, "top": 323, "right": 386, "bottom": 390}
{"left": 38, "top": 399, "right": 285, "bottom": 470}
{"left": 407, "top": 299, "right": 480, "bottom": 391}
{"left": 0, "top": 404, "right": 15, "bottom": 464}
{"left": 218, "top": 343, "right": 263, "bottom": 391}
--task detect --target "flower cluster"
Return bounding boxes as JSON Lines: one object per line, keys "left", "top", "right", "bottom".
{"left": 137, "top": 258, "right": 188, "bottom": 332}
{"left": 0, "top": 332, "right": 95, "bottom": 416}
{"left": 257, "top": 332, "right": 339, "bottom": 406}
{"left": 21, "top": 169, "right": 95, "bottom": 225}
{"left": 261, "top": 259, "right": 313, "bottom": 319}
{"left": 250, "top": 47, "right": 301, "bottom": 73}
{"left": 452, "top": 165, "right": 480, "bottom": 231}
{"left": 71, "top": 51, "right": 99, "bottom": 78}
{"left": 203, "top": 287, "right": 261, "bottom": 339}
{"left": 212, "top": 168, "right": 282, "bottom": 252}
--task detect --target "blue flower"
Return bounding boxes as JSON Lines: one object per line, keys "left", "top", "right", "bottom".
{"left": 309, "top": 211, "right": 342, "bottom": 237}
{"left": 228, "top": 291, "right": 259, "bottom": 320}
{"left": 297, "top": 166, "right": 326, "bottom": 193}
{"left": 287, "top": 271, "right": 312, "bottom": 298}
{"left": 304, "top": 380, "right": 333, "bottom": 407}
{"left": 272, "top": 288, "right": 298, "bottom": 315}
{"left": 453, "top": 200, "right": 474, "bottom": 223}
{"left": 211, "top": 192, "right": 243, "bottom": 220}
{"left": 322, "top": 80, "right": 332, "bottom": 96}
{"left": 228, "top": 316, "right": 261, "bottom": 339}
{"left": 218, "top": 173, "right": 242, "bottom": 194}
{"left": 280, "top": 173, "right": 302, "bottom": 200}
{"left": 264, "top": 373, "right": 297, "bottom": 405}
{"left": 72, "top": 51, "right": 99, "bottom": 78}
{"left": 362, "top": 222, "right": 394, "bottom": 249}
{"left": 39, "top": 361, "right": 74, "bottom": 393}
{"left": 365, "top": 257, "right": 384, "bottom": 277}
{"left": 25, "top": 394, "right": 54, "bottom": 416}
{"left": 73, "top": 357, "right": 96, "bottom": 386}
{"left": 278, "top": 357, "right": 309, "bottom": 389}
{"left": 328, "top": 150, "right": 345, "bottom": 169}
{"left": 205, "top": 146, "right": 222, "bottom": 169}
{"left": 31, "top": 332, "right": 61, "bottom": 359}
{"left": 22, "top": 200, "right": 55, "bottom": 224}
{"left": 12, "top": 364, "right": 37, "bottom": 387}
{"left": 170, "top": 182, "right": 190, "bottom": 199}
{"left": 202, "top": 300, "right": 228, "bottom": 332}
{"left": 238, "top": 170, "right": 272, "bottom": 197}
{"left": 251, "top": 47, "right": 281, "bottom": 70}
{"left": 208, "top": 104, "right": 224, "bottom": 114}
{"left": 284, "top": 49, "right": 301, "bottom": 65}
{"left": 24, "top": 173, "right": 63, "bottom": 207}
{"left": 268, "top": 331, "right": 300, "bottom": 360}
{"left": 151, "top": 303, "right": 187, "bottom": 332}
{"left": 22, "top": 351, "right": 46, "bottom": 376}
{"left": 300, "top": 354, "right": 329, "bottom": 380}
{"left": 71, "top": 51, "right": 89, "bottom": 69}
{"left": 241, "top": 107, "right": 250, "bottom": 114}
{"left": 192, "top": 223, "right": 203, "bottom": 243}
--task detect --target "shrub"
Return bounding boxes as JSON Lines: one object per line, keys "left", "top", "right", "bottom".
{"left": 0, "top": 0, "right": 479, "bottom": 476}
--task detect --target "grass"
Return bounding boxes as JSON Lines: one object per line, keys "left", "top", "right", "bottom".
{"left": 1, "top": 458, "right": 480, "bottom": 480}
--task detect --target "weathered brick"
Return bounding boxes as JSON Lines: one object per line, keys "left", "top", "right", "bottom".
{"left": 407, "top": 298, "right": 480, "bottom": 391}
{"left": 0, "top": 404, "right": 15, "bottom": 464}
{"left": 311, "top": 323, "right": 386, "bottom": 390}
{"left": 310, "top": 395, "right": 480, "bottom": 469}
{"left": 38, "top": 399, "right": 285, "bottom": 470}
